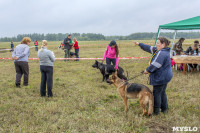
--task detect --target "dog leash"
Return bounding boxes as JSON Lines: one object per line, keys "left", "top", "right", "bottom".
{"left": 127, "top": 71, "right": 144, "bottom": 81}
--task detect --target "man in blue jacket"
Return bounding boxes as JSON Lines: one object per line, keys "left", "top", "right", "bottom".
{"left": 135, "top": 37, "right": 173, "bottom": 115}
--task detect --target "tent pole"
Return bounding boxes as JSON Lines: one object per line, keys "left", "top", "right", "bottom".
{"left": 171, "top": 30, "right": 177, "bottom": 49}
{"left": 154, "top": 28, "right": 161, "bottom": 46}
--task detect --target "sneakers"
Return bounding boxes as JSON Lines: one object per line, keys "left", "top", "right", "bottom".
{"left": 15, "top": 83, "right": 20, "bottom": 88}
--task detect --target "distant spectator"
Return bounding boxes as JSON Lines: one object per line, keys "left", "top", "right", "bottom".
{"left": 10, "top": 41, "right": 14, "bottom": 52}
{"left": 73, "top": 37, "right": 79, "bottom": 61}
{"left": 194, "top": 40, "right": 200, "bottom": 49}
{"left": 38, "top": 40, "right": 55, "bottom": 97}
{"left": 63, "top": 34, "right": 72, "bottom": 61}
{"left": 173, "top": 38, "right": 185, "bottom": 55}
{"left": 34, "top": 40, "right": 38, "bottom": 51}
{"left": 185, "top": 42, "right": 199, "bottom": 71}
{"left": 12, "top": 37, "right": 31, "bottom": 87}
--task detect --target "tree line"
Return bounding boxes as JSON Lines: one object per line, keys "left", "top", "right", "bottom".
{"left": 1, "top": 32, "right": 200, "bottom": 42}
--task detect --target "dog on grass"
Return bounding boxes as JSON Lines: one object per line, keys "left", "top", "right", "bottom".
{"left": 92, "top": 60, "right": 127, "bottom": 82}
{"left": 70, "top": 52, "right": 77, "bottom": 58}
{"left": 109, "top": 71, "right": 153, "bottom": 116}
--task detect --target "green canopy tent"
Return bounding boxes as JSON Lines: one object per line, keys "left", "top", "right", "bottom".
{"left": 154, "top": 16, "right": 200, "bottom": 48}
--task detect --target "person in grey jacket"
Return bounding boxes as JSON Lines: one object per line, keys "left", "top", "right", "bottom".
{"left": 38, "top": 40, "right": 55, "bottom": 97}
{"left": 12, "top": 37, "right": 31, "bottom": 87}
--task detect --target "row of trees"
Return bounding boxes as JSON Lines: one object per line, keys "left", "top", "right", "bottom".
{"left": 1, "top": 32, "right": 200, "bottom": 42}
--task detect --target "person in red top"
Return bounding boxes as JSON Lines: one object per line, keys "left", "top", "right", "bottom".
{"left": 73, "top": 37, "right": 79, "bottom": 61}
{"left": 34, "top": 40, "right": 38, "bottom": 51}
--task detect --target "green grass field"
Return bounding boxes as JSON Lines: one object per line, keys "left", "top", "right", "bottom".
{"left": 0, "top": 40, "right": 199, "bottom": 133}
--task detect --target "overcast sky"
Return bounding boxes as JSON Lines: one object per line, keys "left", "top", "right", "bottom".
{"left": 0, "top": 0, "right": 199, "bottom": 37}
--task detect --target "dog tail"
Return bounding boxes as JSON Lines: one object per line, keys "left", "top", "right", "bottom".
{"left": 148, "top": 92, "right": 154, "bottom": 116}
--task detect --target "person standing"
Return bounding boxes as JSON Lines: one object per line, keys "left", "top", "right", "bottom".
{"left": 73, "top": 37, "right": 79, "bottom": 61}
{"left": 34, "top": 40, "right": 38, "bottom": 51}
{"left": 38, "top": 40, "right": 55, "bottom": 97}
{"left": 63, "top": 34, "right": 72, "bottom": 61}
{"left": 134, "top": 37, "right": 173, "bottom": 115}
{"left": 102, "top": 40, "right": 119, "bottom": 70}
{"left": 10, "top": 41, "right": 14, "bottom": 52}
{"left": 173, "top": 38, "right": 185, "bottom": 55}
{"left": 12, "top": 37, "right": 31, "bottom": 87}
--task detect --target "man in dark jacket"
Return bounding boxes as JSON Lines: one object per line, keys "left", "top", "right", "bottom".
{"left": 63, "top": 34, "right": 72, "bottom": 61}
{"left": 135, "top": 37, "right": 173, "bottom": 115}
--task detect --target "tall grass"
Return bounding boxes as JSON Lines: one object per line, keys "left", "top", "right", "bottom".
{"left": 0, "top": 40, "right": 199, "bottom": 133}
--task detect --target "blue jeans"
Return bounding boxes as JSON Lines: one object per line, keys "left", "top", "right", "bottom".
{"left": 153, "top": 84, "right": 168, "bottom": 112}
{"left": 75, "top": 49, "right": 79, "bottom": 61}
{"left": 106, "top": 57, "right": 116, "bottom": 65}
{"left": 40, "top": 65, "right": 53, "bottom": 97}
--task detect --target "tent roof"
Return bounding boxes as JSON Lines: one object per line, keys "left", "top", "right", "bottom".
{"left": 159, "top": 16, "right": 200, "bottom": 30}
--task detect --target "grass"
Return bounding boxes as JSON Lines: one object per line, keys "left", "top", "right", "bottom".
{"left": 0, "top": 40, "right": 200, "bottom": 133}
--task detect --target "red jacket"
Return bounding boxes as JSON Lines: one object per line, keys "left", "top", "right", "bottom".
{"left": 74, "top": 41, "right": 79, "bottom": 49}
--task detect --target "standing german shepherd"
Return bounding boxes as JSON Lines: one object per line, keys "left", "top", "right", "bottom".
{"left": 109, "top": 72, "right": 153, "bottom": 116}
{"left": 92, "top": 60, "right": 127, "bottom": 82}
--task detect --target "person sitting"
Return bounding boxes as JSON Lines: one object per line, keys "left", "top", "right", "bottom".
{"left": 185, "top": 42, "right": 199, "bottom": 71}
{"left": 173, "top": 38, "right": 185, "bottom": 55}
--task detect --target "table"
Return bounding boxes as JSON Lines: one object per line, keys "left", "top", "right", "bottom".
{"left": 172, "top": 55, "right": 200, "bottom": 74}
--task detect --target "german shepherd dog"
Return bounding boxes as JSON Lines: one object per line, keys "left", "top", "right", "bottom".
{"left": 70, "top": 52, "right": 77, "bottom": 58}
{"left": 109, "top": 72, "right": 153, "bottom": 116}
{"left": 92, "top": 60, "right": 127, "bottom": 82}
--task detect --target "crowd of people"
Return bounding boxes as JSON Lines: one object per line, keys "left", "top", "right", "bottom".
{"left": 10, "top": 35, "right": 199, "bottom": 116}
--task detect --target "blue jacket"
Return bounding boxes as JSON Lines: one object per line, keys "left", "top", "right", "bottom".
{"left": 139, "top": 43, "right": 173, "bottom": 86}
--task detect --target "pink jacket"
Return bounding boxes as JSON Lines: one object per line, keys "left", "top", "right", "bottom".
{"left": 102, "top": 45, "right": 119, "bottom": 69}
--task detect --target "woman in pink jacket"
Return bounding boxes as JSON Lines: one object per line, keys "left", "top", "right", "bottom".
{"left": 102, "top": 40, "right": 119, "bottom": 69}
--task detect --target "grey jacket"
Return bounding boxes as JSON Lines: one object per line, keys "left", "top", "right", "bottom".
{"left": 64, "top": 37, "right": 72, "bottom": 49}
{"left": 38, "top": 48, "right": 55, "bottom": 66}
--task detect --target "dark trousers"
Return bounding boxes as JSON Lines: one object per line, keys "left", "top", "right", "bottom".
{"left": 40, "top": 65, "right": 53, "bottom": 97}
{"left": 14, "top": 61, "right": 29, "bottom": 86}
{"left": 35, "top": 46, "right": 38, "bottom": 51}
{"left": 106, "top": 57, "right": 116, "bottom": 65}
{"left": 64, "top": 49, "right": 70, "bottom": 61}
{"left": 75, "top": 49, "right": 79, "bottom": 61}
{"left": 153, "top": 84, "right": 168, "bottom": 113}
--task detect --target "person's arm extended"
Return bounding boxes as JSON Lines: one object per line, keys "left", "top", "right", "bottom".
{"left": 139, "top": 43, "right": 157, "bottom": 54}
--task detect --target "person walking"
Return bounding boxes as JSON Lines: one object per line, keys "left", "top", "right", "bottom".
{"left": 34, "top": 40, "right": 38, "bottom": 51}
{"left": 134, "top": 37, "right": 173, "bottom": 115}
{"left": 12, "top": 37, "right": 31, "bottom": 87}
{"left": 38, "top": 40, "right": 55, "bottom": 97}
{"left": 63, "top": 34, "right": 72, "bottom": 61}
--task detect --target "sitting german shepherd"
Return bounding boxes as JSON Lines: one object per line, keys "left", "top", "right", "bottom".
{"left": 109, "top": 72, "right": 153, "bottom": 116}
{"left": 92, "top": 60, "right": 127, "bottom": 82}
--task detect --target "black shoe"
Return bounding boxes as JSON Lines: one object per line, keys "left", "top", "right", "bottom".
{"left": 15, "top": 83, "right": 20, "bottom": 88}
{"left": 153, "top": 108, "right": 160, "bottom": 115}
{"left": 23, "top": 84, "right": 28, "bottom": 86}
{"left": 161, "top": 109, "right": 168, "bottom": 114}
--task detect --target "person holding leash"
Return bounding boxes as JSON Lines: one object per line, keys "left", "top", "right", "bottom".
{"left": 38, "top": 40, "right": 55, "bottom": 97}
{"left": 102, "top": 40, "right": 119, "bottom": 70}
{"left": 73, "top": 37, "right": 79, "bottom": 61}
{"left": 135, "top": 37, "right": 173, "bottom": 115}
{"left": 12, "top": 37, "right": 31, "bottom": 87}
